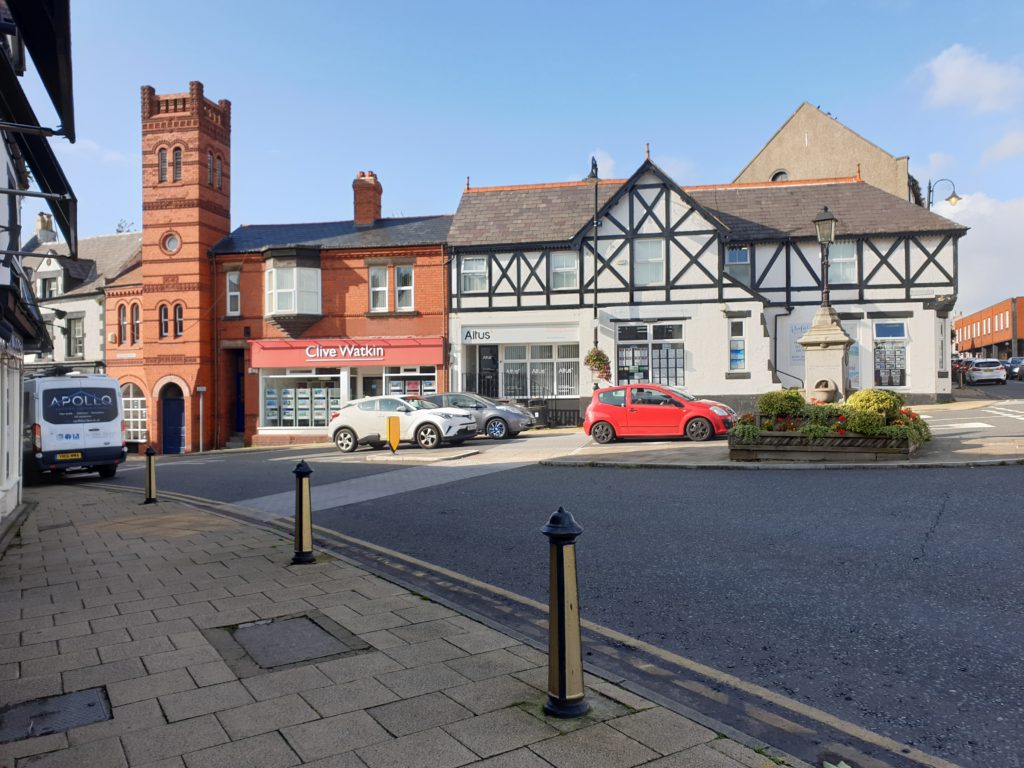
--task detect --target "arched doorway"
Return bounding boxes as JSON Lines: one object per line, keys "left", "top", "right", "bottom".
{"left": 159, "top": 383, "right": 185, "bottom": 454}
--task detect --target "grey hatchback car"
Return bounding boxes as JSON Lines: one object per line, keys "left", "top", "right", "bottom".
{"left": 424, "top": 392, "right": 536, "bottom": 439}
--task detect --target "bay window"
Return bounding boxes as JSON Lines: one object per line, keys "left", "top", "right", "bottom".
{"left": 265, "top": 267, "right": 322, "bottom": 315}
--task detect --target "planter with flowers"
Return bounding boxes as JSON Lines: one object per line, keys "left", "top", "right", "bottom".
{"left": 584, "top": 346, "right": 612, "bottom": 384}
{"left": 729, "top": 388, "right": 930, "bottom": 462}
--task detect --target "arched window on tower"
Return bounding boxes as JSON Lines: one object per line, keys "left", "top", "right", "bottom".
{"left": 159, "top": 305, "right": 169, "bottom": 338}
{"left": 207, "top": 152, "right": 214, "bottom": 185}
{"left": 174, "top": 304, "right": 184, "bottom": 337}
{"left": 215, "top": 156, "right": 222, "bottom": 190}
{"left": 131, "top": 304, "right": 140, "bottom": 344}
{"left": 172, "top": 147, "right": 182, "bottom": 181}
{"left": 158, "top": 149, "right": 167, "bottom": 183}
{"left": 118, "top": 304, "right": 127, "bottom": 345}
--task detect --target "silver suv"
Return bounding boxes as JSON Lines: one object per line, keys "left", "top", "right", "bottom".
{"left": 425, "top": 392, "right": 536, "bottom": 439}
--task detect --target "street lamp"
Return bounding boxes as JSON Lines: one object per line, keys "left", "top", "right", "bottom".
{"left": 927, "top": 178, "right": 961, "bottom": 210}
{"left": 585, "top": 157, "right": 599, "bottom": 346}
{"left": 813, "top": 206, "right": 837, "bottom": 308}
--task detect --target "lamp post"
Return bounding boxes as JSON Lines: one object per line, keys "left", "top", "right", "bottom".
{"left": 813, "top": 206, "right": 837, "bottom": 308}
{"left": 927, "top": 178, "right": 961, "bottom": 210}
{"left": 586, "top": 157, "right": 599, "bottom": 346}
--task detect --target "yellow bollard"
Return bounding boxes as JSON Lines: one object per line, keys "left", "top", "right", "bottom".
{"left": 292, "top": 460, "right": 315, "bottom": 565}
{"left": 541, "top": 507, "right": 589, "bottom": 718}
{"left": 143, "top": 446, "right": 157, "bottom": 504}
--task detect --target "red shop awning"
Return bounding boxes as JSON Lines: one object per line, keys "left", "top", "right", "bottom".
{"left": 249, "top": 337, "right": 444, "bottom": 368}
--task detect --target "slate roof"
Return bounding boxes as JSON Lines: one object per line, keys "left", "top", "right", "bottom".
{"left": 24, "top": 232, "right": 143, "bottom": 297}
{"left": 211, "top": 215, "right": 453, "bottom": 254}
{"left": 448, "top": 177, "right": 966, "bottom": 248}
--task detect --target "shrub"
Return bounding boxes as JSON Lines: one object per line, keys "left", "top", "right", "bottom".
{"left": 729, "top": 422, "right": 762, "bottom": 444}
{"left": 846, "top": 388, "right": 905, "bottom": 419}
{"left": 799, "top": 423, "right": 834, "bottom": 438}
{"left": 802, "top": 403, "right": 843, "bottom": 426}
{"left": 757, "top": 389, "right": 806, "bottom": 419}
{"left": 841, "top": 409, "right": 885, "bottom": 436}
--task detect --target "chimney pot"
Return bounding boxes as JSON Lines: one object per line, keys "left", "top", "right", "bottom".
{"left": 35, "top": 212, "right": 56, "bottom": 243}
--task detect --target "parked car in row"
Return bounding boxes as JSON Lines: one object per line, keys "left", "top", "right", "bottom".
{"left": 583, "top": 383, "right": 737, "bottom": 443}
{"left": 424, "top": 392, "right": 535, "bottom": 439}
{"left": 1002, "top": 357, "right": 1024, "bottom": 379}
{"left": 328, "top": 395, "right": 477, "bottom": 452}
{"left": 965, "top": 359, "right": 1007, "bottom": 385}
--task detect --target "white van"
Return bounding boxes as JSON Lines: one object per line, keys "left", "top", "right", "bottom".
{"left": 22, "top": 372, "right": 127, "bottom": 481}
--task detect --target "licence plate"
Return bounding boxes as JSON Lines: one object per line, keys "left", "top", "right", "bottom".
{"left": 56, "top": 452, "right": 82, "bottom": 460}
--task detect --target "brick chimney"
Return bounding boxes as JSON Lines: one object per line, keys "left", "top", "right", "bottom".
{"left": 353, "top": 171, "right": 382, "bottom": 227}
{"left": 35, "top": 212, "right": 56, "bottom": 243}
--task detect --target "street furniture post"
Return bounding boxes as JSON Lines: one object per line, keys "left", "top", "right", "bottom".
{"left": 143, "top": 446, "right": 157, "bottom": 504}
{"left": 292, "top": 460, "right": 315, "bottom": 565}
{"left": 541, "top": 506, "right": 589, "bottom": 718}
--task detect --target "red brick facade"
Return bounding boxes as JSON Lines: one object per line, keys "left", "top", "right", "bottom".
{"left": 106, "top": 81, "right": 230, "bottom": 453}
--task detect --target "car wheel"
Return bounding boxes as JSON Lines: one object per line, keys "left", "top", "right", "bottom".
{"left": 97, "top": 465, "right": 117, "bottom": 479}
{"left": 591, "top": 421, "right": 616, "bottom": 444}
{"left": 685, "top": 417, "right": 714, "bottom": 442}
{"left": 416, "top": 423, "right": 441, "bottom": 449}
{"left": 334, "top": 428, "right": 357, "bottom": 453}
{"left": 485, "top": 418, "right": 509, "bottom": 439}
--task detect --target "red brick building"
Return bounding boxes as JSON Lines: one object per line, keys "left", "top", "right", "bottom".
{"left": 106, "top": 82, "right": 451, "bottom": 452}
{"left": 953, "top": 298, "right": 1024, "bottom": 359}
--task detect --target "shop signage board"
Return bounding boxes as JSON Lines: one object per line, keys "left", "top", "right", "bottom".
{"left": 250, "top": 337, "right": 444, "bottom": 368}
{"left": 461, "top": 325, "right": 578, "bottom": 344}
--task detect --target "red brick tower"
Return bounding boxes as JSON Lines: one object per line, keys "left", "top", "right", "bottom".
{"left": 107, "top": 81, "right": 230, "bottom": 452}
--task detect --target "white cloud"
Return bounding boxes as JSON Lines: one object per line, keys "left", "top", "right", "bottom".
{"left": 53, "top": 138, "right": 128, "bottom": 164}
{"left": 937, "top": 192, "right": 1024, "bottom": 312}
{"left": 590, "top": 150, "right": 616, "bottom": 180}
{"left": 922, "top": 44, "right": 1024, "bottom": 113}
{"left": 982, "top": 129, "right": 1024, "bottom": 164}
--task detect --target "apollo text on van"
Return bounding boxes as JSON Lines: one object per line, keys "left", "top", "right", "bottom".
{"left": 23, "top": 372, "right": 128, "bottom": 481}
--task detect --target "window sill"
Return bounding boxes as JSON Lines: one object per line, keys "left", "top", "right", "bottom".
{"left": 364, "top": 310, "right": 420, "bottom": 318}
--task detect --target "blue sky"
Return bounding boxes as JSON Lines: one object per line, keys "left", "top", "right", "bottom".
{"left": 21, "top": 0, "right": 1024, "bottom": 312}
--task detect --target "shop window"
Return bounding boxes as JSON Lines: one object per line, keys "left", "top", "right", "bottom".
{"left": 131, "top": 304, "right": 140, "bottom": 344}
{"left": 172, "top": 147, "right": 182, "bottom": 182}
{"left": 729, "top": 320, "right": 746, "bottom": 371}
{"left": 828, "top": 240, "right": 856, "bottom": 284}
{"left": 369, "top": 266, "right": 388, "bottom": 312}
{"left": 396, "top": 266, "right": 414, "bottom": 310}
{"left": 873, "top": 321, "right": 907, "bottom": 387}
{"left": 500, "top": 344, "right": 579, "bottom": 399}
{"left": 550, "top": 251, "right": 578, "bottom": 290}
{"left": 633, "top": 239, "right": 664, "bottom": 286}
{"left": 158, "top": 148, "right": 167, "bottom": 182}
{"left": 262, "top": 374, "right": 341, "bottom": 429}
{"left": 173, "top": 304, "right": 184, "bottom": 337}
{"left": 226, "top": 271, "right": 240, "bottom": 316}
{"left": 265, "top": 267, "right": 321, "bottom": 315}
{"left": 461, "top": 256, "right": 487, "bottom": 293}
{"left": 159, "top": 305, "right": 169, "bottom": 338}
{"left": 616, "top": 323, "right": 684, "bottom": 386}
{"left": 118, "top": 304, "right": 127, "bottom": 345}
{"left": 121, "top": 383, "right": 148, "bottom": 442}
{"left": 725, "top": 246, "right": 750, "bottom": 286}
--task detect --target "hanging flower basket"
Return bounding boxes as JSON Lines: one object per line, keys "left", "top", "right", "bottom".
{"left": 584, "top": 346, "right": 611, "bottom": 381}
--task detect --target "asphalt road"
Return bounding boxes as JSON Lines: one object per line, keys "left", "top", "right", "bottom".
{"left": 95, "top": 406, "right": 1024, "bottom": 768}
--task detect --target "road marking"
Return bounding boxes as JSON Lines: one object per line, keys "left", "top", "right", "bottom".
{"left": 302, "top": 522, "right": 959, "bottom": 768}
{"left": 927, "top": 422, "right": 993, "bottom": 430}
{"left": 983, "top": 407, "right": 1024, "bottom": 421}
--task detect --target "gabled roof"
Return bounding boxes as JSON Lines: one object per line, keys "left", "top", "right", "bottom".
{"left": 448, "top": 165, "right": 966, "bottom": 249}
{"left": 24, "top": 232, "right": 142, "bottom": 297}
{"left": 211, "top": 215, "right": 453, "bottom": 254}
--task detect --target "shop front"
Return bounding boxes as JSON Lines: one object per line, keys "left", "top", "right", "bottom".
{"left": 248, "top": 337, "right": 445, "bottom": 439}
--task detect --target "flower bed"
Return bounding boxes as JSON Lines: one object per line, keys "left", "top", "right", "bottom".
{"left": 728, "top": 388, "right": 929, "bottom": 462}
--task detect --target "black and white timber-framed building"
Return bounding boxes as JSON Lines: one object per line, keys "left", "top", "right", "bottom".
{"left": 447, "top": 160, "right": 967, "bottom": 420}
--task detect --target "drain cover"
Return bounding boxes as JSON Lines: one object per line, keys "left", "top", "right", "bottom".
{"left": 234, "top": 617, "right": 348, "bottom": 668}
{"left": 0, "top": 688, "right": 112, "bottom": 744}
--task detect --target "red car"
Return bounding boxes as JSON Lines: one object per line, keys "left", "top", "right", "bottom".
{"left": 583, "top": 383, "right": 737, "bottom": 443}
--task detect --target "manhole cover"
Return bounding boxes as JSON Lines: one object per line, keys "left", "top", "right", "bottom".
{"left": 234, "top": 617, "right": 349, "bottom": 668}
{"left": 0, "top": 688, "right": 112, "bottom": 744}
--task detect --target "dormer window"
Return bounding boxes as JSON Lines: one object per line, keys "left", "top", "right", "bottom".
{"left": 158, "top": 148, "right": 167, "bottom": 182}
{"left": 172, "top": 147, "right": 182, "bottom": 182}
{"left": 39, "top": 276, "right": 58, "bottom": 299}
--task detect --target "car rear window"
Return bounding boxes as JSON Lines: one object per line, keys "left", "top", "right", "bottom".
{"left": 597, "top": 389, "right": 626, "bottom": 407}
{"left": 975, "top": 361, "right": 1000, "bottom": 368}
{"left": 42, "top": 387, "right": 118, "bottom": 424}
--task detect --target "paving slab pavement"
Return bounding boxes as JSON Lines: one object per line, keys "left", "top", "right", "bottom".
{"left": 0, "top": 484, "right": 795, "bottom": 768}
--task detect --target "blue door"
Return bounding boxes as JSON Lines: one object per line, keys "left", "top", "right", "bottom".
{"left": 162, "top": 398, "right": 185, "bottom": 454}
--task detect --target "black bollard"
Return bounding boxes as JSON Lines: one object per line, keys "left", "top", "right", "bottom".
{"left": 291, "top": 460, "right": 315, "bottom": 565}
{"left": 541, "top": 507, "right": 589, "bottom": 718}
{"left": 143, "top": 446, "right": 157, "bottom": 504}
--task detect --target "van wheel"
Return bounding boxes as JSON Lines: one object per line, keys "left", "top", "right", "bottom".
{"left": 98, "top": 465, "right": 117, "bottom": 479}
